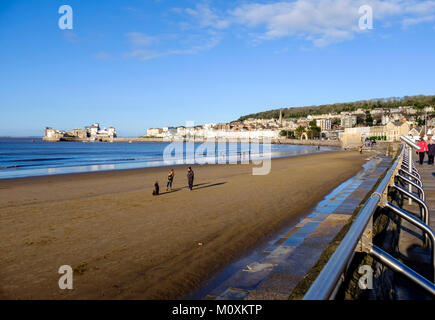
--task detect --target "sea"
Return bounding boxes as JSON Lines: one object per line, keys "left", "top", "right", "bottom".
{"left": 0, "top": 137, "right": 334, "bottom": 179}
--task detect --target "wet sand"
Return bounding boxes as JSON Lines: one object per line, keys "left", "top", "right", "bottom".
{"left": 0, "top": 151, "right": 366, "bottom": 299}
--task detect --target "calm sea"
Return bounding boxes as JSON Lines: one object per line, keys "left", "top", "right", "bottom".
{"left": 0, "top": 138, "right": 333, "bottom": 179}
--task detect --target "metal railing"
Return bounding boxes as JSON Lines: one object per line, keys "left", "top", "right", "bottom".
{"left": 303, "top": 137, "right": 435, "bottom": 299}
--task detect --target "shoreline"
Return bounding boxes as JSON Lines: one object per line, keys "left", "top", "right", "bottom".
{"left": 40, "top": 136, "right": 342, "bottom": 147}
{"left": 0, "top": 150, "right": 340, "bottom": 207}
{"left": 0, "top": 146, "right": 339, "bottom": 181}
{"left": 0, "top": 151, "right": 367, "bottom": 299}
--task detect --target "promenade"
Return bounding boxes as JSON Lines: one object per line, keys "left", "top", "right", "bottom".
{"left": 420, "top": 163, "right": 435, "bottom": 230}
{"left": 199, "top": 151, "right": 392, "bottom": 300}
{"left": 395, "top": 160, "right": 435, "bottom": 299}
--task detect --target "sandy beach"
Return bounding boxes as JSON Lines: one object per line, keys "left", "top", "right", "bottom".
{"left": 0, "top": 151, "right": 366, "bottom": 299}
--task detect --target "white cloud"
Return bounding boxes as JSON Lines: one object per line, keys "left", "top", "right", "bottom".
{"left": 124, "top": 49, "right": 163, "bottom": 61}
{"left": 95, "top": 51, "right": 113, "bottom": 60}
{"left": 124, "top": 37, "right": 221, "bottom": 61}
{"left": 230, "top": 1, "right": 369, "bottom": 46}
{"left": 125, "top": 32, "right": 157, "bottom": 47}
{"left": 184, "top": 3, "right": 230, "bottom": 29}
{"left": 181, "top": 0, "right": 435, "bottom": 47}
{"left": 402, "top": 15, "right": 435, "bottom": 28}
{"left": 119, "top": 1, "right": 435, "bottom": 61}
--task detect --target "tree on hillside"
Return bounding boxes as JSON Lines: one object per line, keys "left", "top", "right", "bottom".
{"left": 308, "top": 121, "right": 321, "bottom": 139}
{"left": 417, "top": 117, "right": 425, "bottom": 126}
{"left": 365, "top": 111, "right": 373, "bottom": 126}
{"left": 308, "top": 126, "right": 321, "bottom": 139}
{"left": 295, "top": 126, "right": 306, "bottom": 139}
{"left": 280, "top": 130, "right": 295, "bottom": 139}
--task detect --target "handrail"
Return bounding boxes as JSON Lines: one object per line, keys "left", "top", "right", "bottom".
{"left": 303, "top": 146, "right": 403, "bottom": 300}
{"left": 396, "top": 174, "right": 425, "bottom": 201}
{"left": 398, "top": 168, "right": 422, "bottom": 186}
{"left": 400, "top": 135, "right": 420, "bottom": 149}
{"left": 392, "top": 184, "right": 429, "bottom": 226}
{"left": 303, "top": 144, "right": 434, "bottom": 299}
{"left": 401, "top": 162, "right": 420, "bottom": 176}
{"left": 370, "top": 246, "right": 435, "bottom": 296}
{"left": 385, "top": 202, "right": 435, "bottom": 281}
{"left": 401, "top": 163, "right": 421, "bottom": 178}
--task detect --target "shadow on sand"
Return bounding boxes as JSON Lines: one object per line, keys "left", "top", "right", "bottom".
{"left": 155, "top": 182, "right": 227, "bottom": 195}
{"left": 191, "top": 182, "right": 227, "bottom": 190}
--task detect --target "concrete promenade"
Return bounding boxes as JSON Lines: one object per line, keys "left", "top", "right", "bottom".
{"left": 419, "top": 162, "right": 435, "bottom": 230}
{"left": 200, "top": 152, "right": 392, "bottom": 300}
{"left": 395, "top": 159, "right": 434, "bottom": 299}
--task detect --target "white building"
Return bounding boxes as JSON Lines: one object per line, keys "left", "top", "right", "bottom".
{"left": 344, "top": 126, "right": 371, "bottom": 140}
{"left": 91, "top": 124, "right": 117, "bottom": 138}
{"left": 316, "top": 119, "right": 332, "bottom": 131}
{"left": 341, "top": 115, "right": 357, "bottom": 128}
{"left": 204, "top": 130, "right": 280, "bottom": 140}
{"left": 370, "top": 108, "right": 384, "bottom": 115}
{"left": 90, "top": 123, "right": 99, "bottom": 137}
{"left": 401, "top": 106, "right": 417, "bottom": 115}
{"left": 147, "top": 128, "right": 163, "bottom": 137}
{"left": 161, "top": 127, "right": 177, "bottom": 138}
{"left": 44, "top": 127, "right": 64, "bottom": 139}
{"left": 352, "top": 108, "right": 366, "bottom": 115}
{"left": 108, "top": 126, "right": 117, "bottom": 137}
{"left": 382, "top": 113, "right": 404, "bottom": 125}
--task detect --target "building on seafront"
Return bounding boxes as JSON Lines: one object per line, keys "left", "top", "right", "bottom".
{"left": 43, "top": 123, "right": 117, "bottom": 142}
{"left": 316, "top": 118, "right": 332, "bottom": 131}
{"left": 341, "top": 115, "right": 357, "bottom": 128}
{"left": 341, "top": 121, "right": 414, "bottom": 146}
{"left": 143, "top": 104, "right": 433, "bottom": 142}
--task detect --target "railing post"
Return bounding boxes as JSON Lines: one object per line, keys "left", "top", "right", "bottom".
{"left": 408, "top": 146, "right": 413, "bottom": 205}
{"left": 400, "top": 136, "right": 420, "bottom": 204}
{"left": 385, "top": 202, "right": 435, "bottom": 280}
{"left": 370, "top": 246, "right": 435, "bottom": 296}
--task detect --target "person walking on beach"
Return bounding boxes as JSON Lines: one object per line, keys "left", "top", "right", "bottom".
{"left": 187, "top": 167, "right": 194, "bottom": 191}
{"left": 417, "top": 137, "right": 428, "bottom": 165}
{"left": 166, "top": 169, "right": 175, "bottom": 191}
{"left": 427, "top": 137, "right": 435, "bottom": 165}
{"left": 358, "top": 145, "right": 363, "bottom": 154}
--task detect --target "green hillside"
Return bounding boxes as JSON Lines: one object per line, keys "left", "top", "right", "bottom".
{"left": 237, "top": 95, "right": 435, "bottom": 121}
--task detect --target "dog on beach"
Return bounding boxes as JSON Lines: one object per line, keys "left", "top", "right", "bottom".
{"left": 152, "top": 181, "right": 160, "bottom": 196}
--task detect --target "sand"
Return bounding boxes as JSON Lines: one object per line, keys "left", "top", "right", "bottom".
{"left": 0, "top": 151, "right": 366, "bottom": 299}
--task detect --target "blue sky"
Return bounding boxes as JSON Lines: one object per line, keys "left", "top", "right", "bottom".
{"left": 1, "top": 0, "right": 435, "bottom": 137}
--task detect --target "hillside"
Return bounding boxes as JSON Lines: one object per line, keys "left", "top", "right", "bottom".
{"left": 237, "top": 95, "right": 435, "bottom": 121}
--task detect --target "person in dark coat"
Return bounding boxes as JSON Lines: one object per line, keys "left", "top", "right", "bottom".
{"left": 427, "top": 137, "right": 435, "bottom": 165}
{"left": 187, "top": 167, "right": 194, "bottom": 190}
